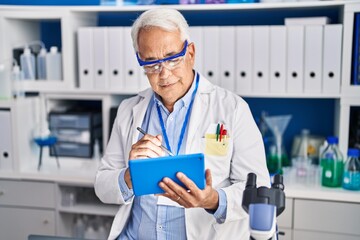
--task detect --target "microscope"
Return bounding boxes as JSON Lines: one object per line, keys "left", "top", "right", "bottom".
{"left": 242, "top": 173, "right": 286, "bottom": 240}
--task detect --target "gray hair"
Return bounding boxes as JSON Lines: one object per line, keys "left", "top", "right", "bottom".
{"left": 131, "top": 8, "right": 190, "bottom": 52}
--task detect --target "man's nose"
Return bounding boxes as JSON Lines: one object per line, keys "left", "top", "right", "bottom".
{"left": 159, "top": 63, "right": 171, "bottom": 79}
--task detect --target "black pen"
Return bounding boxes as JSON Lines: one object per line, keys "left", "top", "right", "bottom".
{"left": 136, "top": 127, "right": 174, "bottom": 156}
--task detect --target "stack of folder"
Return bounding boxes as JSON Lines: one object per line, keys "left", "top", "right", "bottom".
{"left": 77, "top": 23, "right": 343, "bottom": 95}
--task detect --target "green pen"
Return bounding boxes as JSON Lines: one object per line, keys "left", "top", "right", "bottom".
{"left": 216, "top": 123, "right": 220, "bottom": 141}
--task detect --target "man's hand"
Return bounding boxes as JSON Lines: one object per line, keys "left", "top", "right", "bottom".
{"left": 158, "top": 169, "right": 219, "bottom": 211}
{"left": 125, "top": 134, "right": 165, "bottom": 189}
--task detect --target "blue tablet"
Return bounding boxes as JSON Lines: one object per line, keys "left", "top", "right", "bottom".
{"left": 129, "top": 153, "right": 205, "bottom": 196}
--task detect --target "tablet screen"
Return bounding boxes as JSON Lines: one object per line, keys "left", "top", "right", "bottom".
{"left": 129, "top": 153, "right": 205, "bottom": 196}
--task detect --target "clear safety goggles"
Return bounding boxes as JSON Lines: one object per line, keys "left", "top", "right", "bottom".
{"left": 136, "top": 40, "right": 188, "bottom": 74}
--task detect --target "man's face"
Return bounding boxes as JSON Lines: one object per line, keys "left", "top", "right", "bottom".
{"left": 137, "top": 27, "right": 195, "bottom": 107}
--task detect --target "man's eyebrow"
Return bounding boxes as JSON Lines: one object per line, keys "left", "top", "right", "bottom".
{"left": 142, "top": 50, "right": 178, "bottom": 62}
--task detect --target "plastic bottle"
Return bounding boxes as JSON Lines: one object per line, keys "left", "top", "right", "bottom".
{"left": 36, "top": 47, "right": 47, "bottom": 80}
{"left": 0, "top": 63, "right": 12, "bottom": 99}
{"left": 12, "top": 63, "right": 25, "bottom": 98}
{"left": 72, "top": 215, "right": 85, "bottom": 238}
{"left": 320, "top": 136, "right": 344, "bottom": 187}
{"left": 46, "top": 46, "right": 62, "bottom": 81}
{"left": 294, "top": 129, "right": 311, "bottom": 179}
{"left": 342, "top": 148, "right": 360, "bottom": 191}
{"left": 20, "top": 47, "right": 35, "bottom": 80}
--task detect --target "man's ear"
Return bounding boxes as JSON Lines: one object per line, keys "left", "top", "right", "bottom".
{"left": 188, "top": 42, "right": 196, "bottom": 67}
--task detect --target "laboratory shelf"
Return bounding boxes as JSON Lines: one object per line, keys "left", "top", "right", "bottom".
{"left": 58, "top": 203, "right": 118, "bottom": 217}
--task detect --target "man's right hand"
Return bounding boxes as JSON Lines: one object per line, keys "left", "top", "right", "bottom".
{"left": 125, "top": 134, "right": 165, "bottom": 189}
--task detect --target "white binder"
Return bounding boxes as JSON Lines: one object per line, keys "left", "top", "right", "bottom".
{"left": 0, "top": 110, "right": 13, "bottom": 171}
{"left": 252, "top": 26, "right": 270, "bottom": 93}
{"left": 287, "top": 25, "right": 304, "bottom": 93}
{"left": 235, "top": 26, "right": 253, "bottom": 94}
{"left": 322, "top": 24, "right": 343, "bottom": 94}
{"left": 107, "top": 27, "right": 124, "bottom": 91}
{"left": 219, "top": 26, "right": 235, "bottom": 91}
{"left": 78, "top": 27, "right": 94, "bottom": 90}
{"left": 93, "top": 27, "right": 109, "bottom": 90}
{"left": 189, "top": 26, "right": 204, "bottom": 73}
{"left": 124, "top": 27, "right": 140, "bottom": 92}
{"left": 270, "top": 26, "right": 286, "bottom": 93}
{"left": 304, "top": 25, "right": 323, "bottom": 93}
{"left": 203, "top": 26, "right": 220, "bottom": 85}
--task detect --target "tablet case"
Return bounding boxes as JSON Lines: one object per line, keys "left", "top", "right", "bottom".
{"left": 129, "top": 153, "right": 205, "bottom": 196}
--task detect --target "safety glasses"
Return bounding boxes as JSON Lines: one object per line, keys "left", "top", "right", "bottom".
{"left": 136, "top": 40, "right": 188, "bottom": 74}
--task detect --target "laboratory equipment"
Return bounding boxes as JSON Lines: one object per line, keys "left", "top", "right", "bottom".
{"left": 242, "top": 173, "right": 285, "bottom": 240}
{"left": 0, "top": 63, "right": 12, "bottom": 99}
{"left": 46, "top": 46, "right": 62, "bottom": 80}
{"left": 342, "top": 148, "right": 360, "bottom": 190}
{"left": 36, "top": 47, "right": 47, "bottom": 80}
{"left": 20, "top": 46, "right": 35, "bottom": 80}
{"left": 320, "top": 136, "right": 344, "bottom": 187}
{"left": 12, "top": 60, "right": 25, "bottom": 98}
{"left": 291, "top": 129, "right": 322, "bottom": 185}
{"left": 264, "top": 115, "right": 292, "bottom": 175}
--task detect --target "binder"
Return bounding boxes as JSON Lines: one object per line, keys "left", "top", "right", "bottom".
{"left": 189, "top": 26, "right": 204, "bottom": 74}
{"left": 286, "top": 25, "right": 304, "bottom": 93}
{"left": 235, "top": 26, "right": 253, "bottom": 94}
{"left": 0, "top": 109, "right": 13, "bottom": 170}
{"left": 252, "top": 26, "right": 270, "bottom": 93}
{"left": 270, "top": 26, "right": 286, "bottom": 93}
{"left": 219, "top": 26, "right": 235, "bottom": 91}
{"left": 107, "top": 27, "right": 124, "bottom": 91}
{"left": 304, "top": 25, "right": 323, "bottom": 93}
{"left": 322, "top": 24, "right": 343, "bottom": 94}
{"left": 124, "top": 27, "right": 140, "bottom": 92}
{"left": 78, "top": 27, "right": 94, "bottom": 90}
{"left": 203, "top": 26, "right": 220, "bottom": 85}
{"left": 352, "top": 13, "right": 360, "bottom": 85}
{"left": 93, "top": 27, "right": 109, "bottom": 90}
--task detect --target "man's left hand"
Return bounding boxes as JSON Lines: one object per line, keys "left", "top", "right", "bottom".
{"left": 158, "top": 169, "right": 219, "bottom": 211}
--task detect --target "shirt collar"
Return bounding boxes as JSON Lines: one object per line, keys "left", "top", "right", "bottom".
{"left": 153, "top": 72, "right": 197, "bottom": 112}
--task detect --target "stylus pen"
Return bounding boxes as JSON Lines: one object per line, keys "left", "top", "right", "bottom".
{"left": 136, "top": 127, "right": 174, "bottom": 156}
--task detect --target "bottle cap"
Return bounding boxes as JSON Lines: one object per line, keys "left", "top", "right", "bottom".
{"left": 347, "top": 148, "right": 360, "bottom": 157}
{"left": 23, "top": 47, "right": 31, "bottom": 55}
{"left": 50, "top": 46, "right": 58, "bottom": 53}
{"left": 326, "top": 136, "right": 338, "bottom": 144}
{"left": 13, "top": 65, "right": 20, "bottom": 73}
{"left": 39, "top": 47, "right": 47, "bottom": 55}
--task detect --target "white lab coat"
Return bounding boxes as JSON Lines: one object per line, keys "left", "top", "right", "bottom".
{"left": 94, "top": 73, "right": 270, "bottom": 240}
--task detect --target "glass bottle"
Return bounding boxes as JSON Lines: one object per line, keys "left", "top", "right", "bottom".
{"left": 320, "top": 136, "right": 344, "bottom": 187}
{"left": 342, "top": 148, "right": 360, "bottom": 191}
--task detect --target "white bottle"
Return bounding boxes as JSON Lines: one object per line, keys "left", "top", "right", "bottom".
{"left": 0, "top": 64, "right": 12, "bottom": 99}
{"left": 20, "top": 47, "right": 35, "bottom": 80}
{"left": 72, "top": 216, "right": 85, "bottom": 239}
{"left": 12, "top": 64, "right": 25, "bottom": 98}
{"left": 46, "top": 46, "right": 62, "bottom": 81}
{"left": 84, "top": 225, "right": 97, "bottom": 240}
{"left": 36, "top": 47, "right": 47, "bottom": 80}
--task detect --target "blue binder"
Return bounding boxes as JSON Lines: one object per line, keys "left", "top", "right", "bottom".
{"left": 352, "top": 13, "right": 360, "bottom": 85}
{"left": 129, "top": 153, "right": 205, "bottom": 196}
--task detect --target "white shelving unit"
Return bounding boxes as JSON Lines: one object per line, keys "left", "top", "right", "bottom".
{"left": 0, "top": 1, "right": 360, "bottom": 239}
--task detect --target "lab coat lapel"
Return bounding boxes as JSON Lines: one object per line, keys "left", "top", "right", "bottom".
{"left": 131, "top": 89, "right": 153, "bottom": 144}
{"left": 186, "top": 75, "right": 212, "bottom": 153}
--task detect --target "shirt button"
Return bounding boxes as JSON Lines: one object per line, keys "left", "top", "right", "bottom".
{"left": 170, "top": 117, "right": 173, "bottom": 121}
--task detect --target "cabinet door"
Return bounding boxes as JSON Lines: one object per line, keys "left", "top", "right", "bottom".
{"left": 294, "top": 199, "right": 360, "bottom": 236}
{"left": 277, "top": 198, "right": 293, "bottom": 228}
{"left": 278, "top": 228, "right": 292, "bottom": 240}
{"left": 0, "top": 207, "right": 55, "bottom": 240}
{"left": 294, "top": 230, "right": 360, "bottom": 240}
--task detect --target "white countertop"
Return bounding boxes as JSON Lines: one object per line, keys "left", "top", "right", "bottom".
{"left": 1, "top": 165, "right": 359, "bottom": 203}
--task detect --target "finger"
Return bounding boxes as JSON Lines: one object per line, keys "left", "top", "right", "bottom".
{"left": 176, "top": 172, "right": 200, "bottom": 194}
{"left": 129, "top": 137, "right": 164, "bottom": 158}
{"left": 158, "top": 180, "right": 182, "bottom": 201}
{"left": 205, "top": 169, "right": 212, "bottom": 187}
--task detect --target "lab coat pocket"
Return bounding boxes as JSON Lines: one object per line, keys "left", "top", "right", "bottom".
{"left": 204, "top": 134, "right": 230, "bottom": 156}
